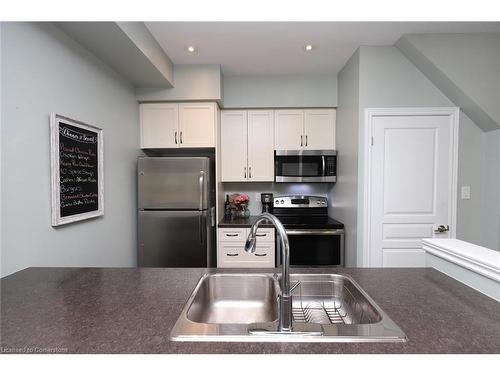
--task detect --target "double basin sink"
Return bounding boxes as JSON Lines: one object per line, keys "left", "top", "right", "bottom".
{"left": 171, "top": 272, "right": 407, "bottom": 342}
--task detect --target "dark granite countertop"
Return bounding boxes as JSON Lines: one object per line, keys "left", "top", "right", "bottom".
{"left": 218, "top": 216, "right": 275, "bottom": 228}
{"left": 1, "top": 267, "right": 499, "bottom": 354}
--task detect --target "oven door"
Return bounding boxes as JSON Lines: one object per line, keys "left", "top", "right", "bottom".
{"left": 275, "top": 150, "right": 336, "bottom": 182}
{"left": 285, "top": 229, "right": 344, "bottom": 267}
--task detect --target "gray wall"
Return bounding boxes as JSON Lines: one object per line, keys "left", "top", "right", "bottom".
{"left": 222, "top": 74, "right": 337, "bottom": 108}
{"left": 1, "top": 22, "right": 140, "bottom": 277}
{"left": 330, "top": 50, "right": 360, "bottom": 267}
{"left": 135, "top": 64, "right": 222, "bottom": 102}
{"left": 398, "top": 33, "right": 500, "bottom": 131}
{"left": 481, "top": 129, "right": 500, "bottom": 250}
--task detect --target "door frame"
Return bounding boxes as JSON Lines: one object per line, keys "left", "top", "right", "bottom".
{"left": 362, "top": 107, "right": 460, "bottom": 267}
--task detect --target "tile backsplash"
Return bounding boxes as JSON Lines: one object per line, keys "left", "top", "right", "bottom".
{"left": 223, "top": 182, "right": 331, "bottom": 215}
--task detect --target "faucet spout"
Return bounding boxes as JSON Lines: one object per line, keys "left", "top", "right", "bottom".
{"left": 245, "top": 213, "right": 292, "bottom": 332}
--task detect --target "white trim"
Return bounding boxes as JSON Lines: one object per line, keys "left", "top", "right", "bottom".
{"left": 423, "top": 239, "right": 500, "bottom": 282}
{"left": 50, "top": 113, "right": 104, "bottom": 226}
{"left": 362, "top": 107, "right": 459, "bottom": 267}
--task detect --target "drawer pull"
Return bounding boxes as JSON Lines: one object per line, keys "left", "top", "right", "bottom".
{"left": 225, "top": 233, "right": 239, "bottom": 237}
{"left": 256, "top": 234, "right": 267, "bottom": 237}
{"left": 226, "top": 253, "right": 239, "bottom": 257}
{"left": 254, "top": 253, "right": 267, "bottom": 257}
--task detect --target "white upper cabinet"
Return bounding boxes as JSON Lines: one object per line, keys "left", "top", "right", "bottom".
{"left": 140, "top": 103, "right": 178, "bottom": 148}
{"left": 247, "top": 110, "right": 274, "bottom": 181}
{"left": 304, "top": 109, "right": 336, "bottom": 150}
{"left": 221, "top": 110, "right": 274, "bottom": 182}
{"left": 178, "top": 103, "right": 216, "bottom": 147}
{"left": 274, "top": 110, "right": 304, "bottom": 151}
{"left": 274, "top": 109, "right": 336, "bottom": 151}
{"left": 140, "top": 102, "right": 216, "bottom": 149}
{"left": 221, "top": 111, "right": 248, "bottom": 181}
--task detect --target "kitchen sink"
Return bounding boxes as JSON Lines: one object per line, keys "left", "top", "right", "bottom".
{"left": 170, "top": 272, "right": 407, "bottom": 342}
{"left": 186, "top": 274, "right": 278, "bottom": 324}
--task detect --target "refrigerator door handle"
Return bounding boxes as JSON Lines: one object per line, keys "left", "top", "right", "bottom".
{"left": 199, "top": 213, "right": 203, "bottom": 244}
{"left": 198, "top": 171, "right": 205, "bottom": 210}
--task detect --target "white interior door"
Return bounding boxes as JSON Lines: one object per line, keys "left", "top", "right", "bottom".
{"left": 368, "top": 109, "right": 457, "bottom": 267}
{"left": 247, "top": 110, "right": 274, "bottom": 181}
{"left": 221, "top": 111, "right": 248, "bottom": 181}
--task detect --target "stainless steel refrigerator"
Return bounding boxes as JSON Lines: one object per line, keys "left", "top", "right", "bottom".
{"left": 138, "top": 157, "right": 215, "bottom": 267}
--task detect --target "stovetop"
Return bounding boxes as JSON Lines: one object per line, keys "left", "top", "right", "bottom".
{"left": 274, "top": 215, "right": 344, "bottom": 229}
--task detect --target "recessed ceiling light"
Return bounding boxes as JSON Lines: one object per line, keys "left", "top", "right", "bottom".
{"left": 186, "top": 46, "right": 197, "bottom": 53}
{"left": 304, "top": 44, "right": 313, "bottom": 51}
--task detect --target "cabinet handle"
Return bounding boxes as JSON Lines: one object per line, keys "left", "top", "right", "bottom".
{"left": 255, "top": 253, "right": 267, "bottom": 257}
{"left": 174, "top": 131, "right": 178, "bottom": 144}
{"left": 300, "top": 135, "right": 303, "bottom": 147}
{"left": 249, "top": 166, "right": 252, "bottom": 179}
{"left": 226, "top": 253, "right": 239, "bottom": 257}
{"left": 256, "top": 234, "right": 267, "bottom": 237}
{"left": 225, "top": 233, "right": 239, "bottom": 237}
{"left": 305, "top": 135, "right": 308, "bottom": 147}
{"left": 180, "top": 131, "right": 183, "bottom": 144}
{"left": 244, "top": 167, "right": 247, "bottom": 179}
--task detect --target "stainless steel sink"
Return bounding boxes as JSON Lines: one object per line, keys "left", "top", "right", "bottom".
{"left": 186, "top": 274, "right": 278, "bottom": 324}
{"left": 170, "top": 272, "right": 407, "bottom": 342}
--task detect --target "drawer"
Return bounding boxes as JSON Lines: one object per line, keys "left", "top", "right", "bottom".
{"left": 253, "top": 228, "right": 275, "bottom": 242}
{"left": 218, "top": 228, "right": 247, "bottom": 242}
{"left": 217, "top": 241, "right": 275, "bottom": 268}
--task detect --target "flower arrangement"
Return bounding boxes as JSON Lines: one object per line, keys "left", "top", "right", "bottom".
{"left": 229, "top": 193, "right": 250, "bottom": 218}
{"left": 229, "top": 193, "right": 250, "bottom": 210}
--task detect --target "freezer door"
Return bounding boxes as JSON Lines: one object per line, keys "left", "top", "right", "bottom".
{"left": 138, "top": 210, "right": 208, "bottom": 267}
{"left": 138, "top": 157, "right": 209, "bottom": 209}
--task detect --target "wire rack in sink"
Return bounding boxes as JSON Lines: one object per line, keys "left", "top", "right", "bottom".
{"left": 291, "top": 281, "right": 354, "bottom": 325}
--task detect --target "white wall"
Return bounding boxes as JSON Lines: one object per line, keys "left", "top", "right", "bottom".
{"left": 1, "top": 22, "right": 140, "bottom": 277}
{"left": 135, "top": 64, "right": 222, "bottom": 102}
{"left": 222, "top": 74, "right": 337, "bottom": 108}
{"left": 330, "top": 50, "right": 359, "bottom": 267}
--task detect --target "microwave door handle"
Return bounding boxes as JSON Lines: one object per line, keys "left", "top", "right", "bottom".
{"left": 322, "top": 155, "right": 326, "bottom": 176}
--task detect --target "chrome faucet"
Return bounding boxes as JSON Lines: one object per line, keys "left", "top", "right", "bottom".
{"left": 245, "top": 213, "right": 292, "bottom": 332}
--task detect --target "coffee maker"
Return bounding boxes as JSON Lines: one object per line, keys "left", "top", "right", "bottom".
{"left": 261, "top": 193, "right": 273, "bottom": 214}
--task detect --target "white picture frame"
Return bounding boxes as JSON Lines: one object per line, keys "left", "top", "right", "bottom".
{"left": 50, "top": 113, "right": 104, "bottom": 226}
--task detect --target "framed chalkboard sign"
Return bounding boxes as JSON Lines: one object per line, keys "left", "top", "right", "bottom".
{"left": 50, "top": 113, "right": 104, "bottom": 226}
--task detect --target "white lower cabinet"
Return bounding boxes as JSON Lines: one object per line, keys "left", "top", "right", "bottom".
{"left": 217, "top": 228, "right": 275, "bottom": 268}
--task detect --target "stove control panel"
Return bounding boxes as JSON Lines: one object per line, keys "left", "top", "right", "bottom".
{"left": 273, "top": 195, "right": 327, "bottom": 208}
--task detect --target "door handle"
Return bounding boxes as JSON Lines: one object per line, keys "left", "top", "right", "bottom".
{"left": 249, "top": 166, "right": 252, "bottom": 179}
{"left": 199, "top": 171, "right": 205, "bottom": 210}
{"left": 174, "top": 131, "right": 178, "bottom": 144}
{"left": 434, "top": 225, "right": 450, "bottom": 233}
{"left": 256, "top": 234, "right": 267, "bottom": 237}
{"left": 305, "top": 135, "right": 308, "bottom": 147}
{"left": 255, "top": 253, "right": 267, "bottom": 257}
{"left": 300, "top": 135, "right": 303, "bottom": 147}
{"left": 180, "top": 131, "right": 183, "bottom": 144}
{"left": 226, "top": 253, "right": 239, "bottom": 257}
{"left": 244, "top": 167, "right": 247, "bottom": 179}
{"left": 199, "top": 213, "right": 203, "bottom": 244}
{"left": 225, "top": 233, "right": 239, "bottom": 237}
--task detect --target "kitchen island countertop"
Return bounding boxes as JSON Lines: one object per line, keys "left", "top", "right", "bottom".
{"left": 1, "top": 267, "right": 499, "bottom": 354}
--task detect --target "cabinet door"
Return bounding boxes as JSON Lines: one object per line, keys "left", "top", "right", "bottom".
{"left": 247, "top": 110, "right": 274, "bottom": 181}
{"left": 221, "top": 111, "right": 248, "bottom": 181}
{"left": 304, "top": 109, "right": 336, "bottom": 150}
{"left": 178, "top": 103, "right": 216, "bottom": 147}
{"left": 274, "top": 110, "right": 304, "bottom": 151}
{"left": 140, "top": 103, "right": 179, "bottom": 149}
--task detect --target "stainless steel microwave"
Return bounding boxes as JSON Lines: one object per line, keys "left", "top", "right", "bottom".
{"left": 274, "top": 150, "right": 337, "bottom": 183}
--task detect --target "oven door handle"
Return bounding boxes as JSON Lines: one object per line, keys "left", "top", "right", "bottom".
{"left": 285, "top": 229, "right": 344, "bottom": 236}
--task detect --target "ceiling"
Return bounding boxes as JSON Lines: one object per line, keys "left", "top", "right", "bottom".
{"left": 146, "top": 22, "right": 500, "bottom": 76}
